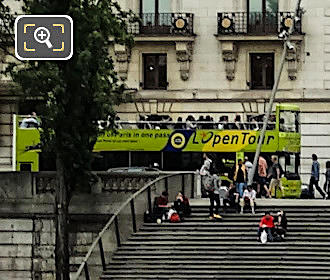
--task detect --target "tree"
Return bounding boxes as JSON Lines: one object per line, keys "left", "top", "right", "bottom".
{"left": 0, "top": 0, "right": 137, "bottom": 279}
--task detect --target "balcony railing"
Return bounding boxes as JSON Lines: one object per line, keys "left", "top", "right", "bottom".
{"left": 129, "top": 13, "right": 194, "bottom": 36}
{"left": 217, "top": 12, "right": 302, "bottom": 35}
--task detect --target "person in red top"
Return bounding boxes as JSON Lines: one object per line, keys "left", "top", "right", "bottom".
{"left": 257, "top": 211, "right": 274, "bottom": 242}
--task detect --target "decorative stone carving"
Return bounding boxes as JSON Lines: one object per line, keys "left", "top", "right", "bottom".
{"left": 176, "top": 42, "right": 193, "bottom": 81}
{"left": 285, "top": 42, "right": 301, "bottom": 80}
{"left": 221, "top": 41, "right": 238, "bottom": 81}
{"left": 114, "top": 44, "right": 131, "bottom": 81}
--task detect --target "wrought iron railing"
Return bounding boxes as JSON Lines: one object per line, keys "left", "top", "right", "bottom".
{"left": 128, "top": 13, "right": 194, "bottom": 36}
{"left": 217, "top": 12, "right": 302, "bottom": 35}
{"left": 72, "top": 172, "right": 196, "bottom": 280}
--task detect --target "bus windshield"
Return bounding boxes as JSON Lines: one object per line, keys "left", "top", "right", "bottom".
{"left": 279, "top": 110, "right": 300, "bottom": 133}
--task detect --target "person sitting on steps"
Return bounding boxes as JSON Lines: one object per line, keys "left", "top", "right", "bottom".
{"left": 274, "top": 210, "right": 288, "bottom": 240}
{"left": 257, "top": 211, "right": 275, "bottom": 242}
{"left": 240, "top": 185, "right": 256, "bottom": 214}
{"left": 154, "top": 191, "right": 170, "bottom": 219}
{"left": 223, "top": 183, "right": 240, "bottom": 213}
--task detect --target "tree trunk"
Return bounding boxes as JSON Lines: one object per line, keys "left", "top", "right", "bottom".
{"left": 55, "top": 154, "right": 70, "bottom": 280}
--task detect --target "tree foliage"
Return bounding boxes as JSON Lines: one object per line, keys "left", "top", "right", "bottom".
{"left": 1, "top": 0, "right": 138, "bottom": 196}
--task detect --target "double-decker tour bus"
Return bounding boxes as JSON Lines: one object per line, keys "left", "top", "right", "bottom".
{"left": 14, "top": 103, "right": 301, "bottom": 197}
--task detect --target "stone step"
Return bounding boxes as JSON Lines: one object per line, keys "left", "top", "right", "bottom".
{"left": 186, "top": 215, "right": 330, "bottom": 221}
{"left": 128, "top": 235, "right": 330, "bottom": 244}
{"left": 190, "top": 207, "right": 330, "bottom": 213}
{"left": 111, "top": 254, "right": 330, "bottom": 261}
{"left": 103, "top": 277, "right": 330, "bottom": 280}
{"left": 104, "top": 265, "right": 330, "bottom": 273}
{"left": 206, "top": 212, "right": 330, "bottom": 217}
{"left": 113, "top": 250, "right": 330, "bottom": 256}
{"left": 100, "top": 203, "right": 330, "bottom": 280}
{"left": 145, "top": 221, "right": 330, "bottom": 227}
{"left": 117, "top": 246, "right": 330, "bottom": 255}
{"left": 101, "top": 272, "right": 330, "bottom": 279}
{"left": 139, "top": 226, "right": 330, "bottom": 232}
{"left": 102, "top": 276, "right": 330, "bottom": 280}
{"left": 109, "top": 260, "right": 330, "bottom": 266}
{"left": 123, "top": 240, "right": 330, "bottom": 246}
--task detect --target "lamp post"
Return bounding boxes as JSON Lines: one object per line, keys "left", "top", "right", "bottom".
{"left": 247, "top": 0, "right": 303, "bottom": 186}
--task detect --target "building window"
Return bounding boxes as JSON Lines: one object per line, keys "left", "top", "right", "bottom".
{"left": 250, "top": 53, "right": 274, "bottom": 90}
{"left": 143, "top": 54, "right": 167, "bottom": 90}
{"left": 248, "top": 0, "right": 278, "bottom": 13}
{"left": 248, "top": 0, "right": 278, "bottom": 33}
{"left": 141, "top": 0, "right": 171, "bottom": 14}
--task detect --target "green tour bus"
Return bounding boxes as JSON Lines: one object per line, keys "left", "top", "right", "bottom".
{"left": 15, "top": 103, "right": 301, "bottom": 198}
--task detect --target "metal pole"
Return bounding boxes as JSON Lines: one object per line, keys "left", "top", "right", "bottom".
{"left": 84, "top": 263, "right": 91, "bottom": 280}
{"left": 130, "top": 199, "right": 137, "bottom": 233}
{"left": 98, "top": 238, "right": 107, "bottom": 271}
{"left": 181, "top": 174, "right": 185, "bottom": 196}
{"left": 248, "top": 0, "right": 302, "bottom": 186}
{"left": 114, "top": 216, "right": 121, "bottom": 247}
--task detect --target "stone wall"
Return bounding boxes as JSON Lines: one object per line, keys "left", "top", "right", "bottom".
{"left": 0, "top": 219, "right": 33, "bottom": 280}
{"left": 0, "top": 171, "right": 195, "bottom": 279}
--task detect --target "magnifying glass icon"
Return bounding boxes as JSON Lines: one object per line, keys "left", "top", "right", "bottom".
{"left": 34, "top": 27, "right": 53, "bottom": 48}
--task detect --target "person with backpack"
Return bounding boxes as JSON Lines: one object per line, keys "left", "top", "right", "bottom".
{"left": 203, "top": 172, "right": 222, "bottom": 220}
{"left": 233, "top": 158, "right": 246, "bottom": 197}
{"left": 200, "top": 153, "right": 213, "bottom": 197}
{"left": 268, "top": 155, "right": 284, "bottom": 197}
{"left": 309, "top": 154, "right": 327, "bottom": 199}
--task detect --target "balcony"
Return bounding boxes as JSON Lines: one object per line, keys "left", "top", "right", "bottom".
{"left": 129, "top": 13, "right": 194, "bottom": 37}
{"left": 217, "top": 12, "right": 302, "bottom": 36}
{"left": 216, "top": 12, "right": 304, "bottom": 82}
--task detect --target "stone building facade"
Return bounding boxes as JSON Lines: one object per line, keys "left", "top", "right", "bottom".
{"left": 0, "top": 0, "right": 330, "bottom": 186}
{"left": 112, "top": 0, "right": 330, "bottom": 186}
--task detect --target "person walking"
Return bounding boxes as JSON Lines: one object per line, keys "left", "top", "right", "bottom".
{"left": 324, "top": 161, "right": 330, "bottom": 199}
{"left": 309, "top": 154, "right": 327, "bottom": 199}
{"left": 200, "top": 153, "right": 213, "bottom": 197}
{"left": 257, "top": 156, "right": 271, "bottom": 198}
{"left": 268, "top": 155, "right": 284, "bottom": 197}
{"left": 233, "top": 159, "right": 246, "bottom": 197}
{"left": 244, "top": 156, "right": 253, "bottom": 182}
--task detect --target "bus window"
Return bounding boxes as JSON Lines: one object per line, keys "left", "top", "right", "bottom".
{"left": 279, "top": 111, "right": 300, "bottom": 133}
{"left": 279, "top": 153, "right": 300, "bottom": 178}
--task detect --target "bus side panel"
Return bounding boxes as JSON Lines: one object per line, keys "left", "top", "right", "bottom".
{"left": 95, "top": 129, "right": 279, "bottom": 153}
{"left": 16, "top": 128, "right": 40, "bottom": 172}
{"left": 278, "top": 132, "right": 301, "bottom": 153}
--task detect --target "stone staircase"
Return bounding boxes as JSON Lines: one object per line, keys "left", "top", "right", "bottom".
{"left": 100, "top": 201, "right": 330, "bottom": 280}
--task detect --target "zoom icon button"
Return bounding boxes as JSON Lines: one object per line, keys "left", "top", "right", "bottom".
{"left": 15, "top": 15, "right": 73, "bottom": 60}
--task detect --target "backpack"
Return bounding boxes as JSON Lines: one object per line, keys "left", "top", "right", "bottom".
{"left": 170, "top": 213, "right": 180, "bottom": 223}
{"left": 203, "top": 174, "right": 215, "bottom": 192}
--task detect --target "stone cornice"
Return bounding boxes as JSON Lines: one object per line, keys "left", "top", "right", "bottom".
{"left": 132, "top": 89, "right": 330, "bottom": 102}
